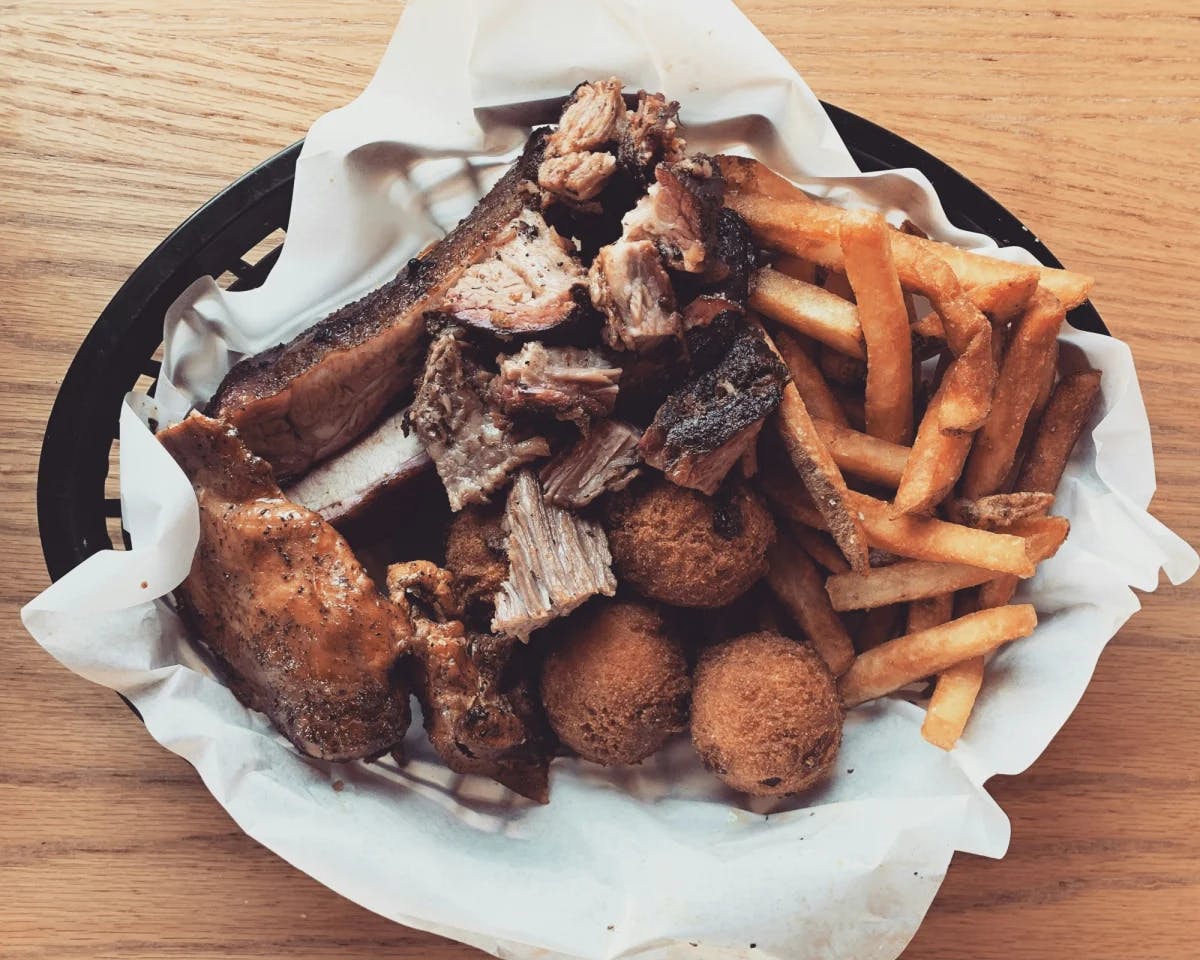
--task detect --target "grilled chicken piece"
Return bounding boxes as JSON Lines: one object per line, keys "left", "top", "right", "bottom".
{"left": 590, "top": 240, "right": 681, "bottom": 352}
{"left": 618, "top": 90, "right": 686, "bottom": 182}
{"left": 640, "top": 324, "right": 789, "bottom": 495}
{"left": 409, "top": 331, "right": 550, "bottom": 512}
{"left": 492, "top": 470, "right": 617, "bottom": 640}
{"left": 433, "top": 209, "right": 592, "bottom": 334}
{"left": 540, "top": 419, "right": 642, "bottom": 509}
{"left": 494, "top": 342, "right": 620, "bottom": 428}
{"left": 284, "top": 407, "right": 430, "bottom": 525}
{"left": 621, "top": 156, "right": 724, "bottom": 273}
{"left": 387, "top": 561, "right": 550, "bottom": 803}
{"left": 158, "top": 413, "right": 411, "bottom": 762}
{"left": 207, "top": 131, "right": 548, "bottom": 481}
{"left": 538, "top": 78, "right": 626, "bottom": 204}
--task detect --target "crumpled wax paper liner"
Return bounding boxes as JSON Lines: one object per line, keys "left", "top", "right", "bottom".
{"left": 23, "top": 1, "right": 1198, "bottom": 958}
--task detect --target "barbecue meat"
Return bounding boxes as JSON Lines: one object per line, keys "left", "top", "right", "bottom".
{"left": 620, "top": 157, "right": 724, "bottom": 274}
{"left": 409, "top": 331, "right": 550, "bottom": 511}
{"left": 158, "top": 413, "right": 411, "bottom": 762}
{"left": 590, "top": 240, "right": 681, "bottom": 351}
{"left": 538, "top": 78, "right": 625, "bottom": 204}
{"left": 445, "top": 504, "right": 509, "bottom": 623}
{"left": 618, "top": 91, "right": 686, "bottom": 184}
{"left": 207, "top": 131, "right": 547, "bottom": 480}
{"left": 387, "top": 562, "right": 549, "bottom": 803}
{"left": 433, "top": 209, "right": 592, "bottom": 334}
{"left": 492, "top": 470, "right": 617, "bottom": 640}
{"left": 494, "top": 342, "right": 620, "bottom": 428}
{"left": 640, "top": 324, "right": 789, "bottom": 495}
{"left": 540, "top": 419, "right": 642, "bottom": 509}
{"left": 284, "top": 407, "right": 429, "bottom": 524}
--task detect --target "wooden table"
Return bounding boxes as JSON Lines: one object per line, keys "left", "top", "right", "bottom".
{"left": 3, "top": 2, "right": 1197, "bottom": 957}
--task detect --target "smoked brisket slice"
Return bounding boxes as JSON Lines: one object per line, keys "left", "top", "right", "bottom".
{"left": 640, "top": 324, "right": 789, "bottom": 495}
{"left": 538, "top": 78, "right": 625, "bottom": 204}
{"left": 620, "top": 156, "right": 724, "bottom": 274}
{"left": 206, "top": 131, "right": 548, "bottom": 480}
{"left": 492, "top": 471, "right": 617, "bottom": 640}
{"left": 493, "top": 342, "right": 620, "bottom": 428}
{"left": 433, "top": 209, "right": 592, "bottom": 334}
{"left": 540, "top": 419, "right": 642, "bottom": 509}
{"left": 284, "top": 407, "right": 430, "bottom": 524}
{"left": 589, "top": 239, "right": 681, "bottom": 352}
{"left": 159, "top": 413, "right": 411, "bottom": 762}
{"left": 409, "top": 332, "right": 549, "bottom": 512}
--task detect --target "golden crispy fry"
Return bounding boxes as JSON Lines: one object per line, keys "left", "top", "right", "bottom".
{"left": 813, "top": 418, "right": 909, "bottom": 488}
{"left": 856, "top": 604, "right": 902, "bottom": 652}
{"left": 948, "top": 492, "right": 1055, "bottom": 529}
{"left": 750, "top": 269, "right": 866, "bottom": 359}
{"left": 911, "top": 311, "right": 946, "bottom": 342}
{"left": 977, "top": 576, "right": 1019, "bottom": 610}
{"left": 846, "top": 492, "right": 1037, "bottom": 576}
{"left": 716, "top": 155, "right": 812, "bottom": 201}
{"left": 840, "top": 209, "right": 914, "bottom": 444}
{"left": 906, "top": 592, "right": 955, "bottom": 634}
{"left": 839, "top": 604, "right": 1038, "bottom": 707}
{"left": 969, "top": 273, "right": 1040, "bottom": 323}
{"left": 1014, "top": 369, "right": 1103, "bottom": 494}
{"left": 755, "top": 322, "right": 870, "bottom": 572}
{"left": 822, "top": 269, "right": 856, "bottom": 303}
{"left": 765, "top": 535, "right": 856, "bottom": 675}
{"left": 834, "top": 386, "right": 867, "bottom": 431}
{"left": 789, "top": 522, "right": 851, "bottom": 574}
{"left": 921, "top": 656, "right": 985, "bottom": 750}
{"left": 893, "top": 383, "right": 974, "bottom": 514}
{"left": 825, "top": 559, "right": 1000, "bottom": 611}
{"left": 773, "top": 254, "right": 818, "bottom": 285}
{"left": 963, "top": 290, "right": 1066, "bottom": 498}
{"left": 1003, "top": 341, "right": 1060, "bottom": 491}
{"left": 821, "top": 348, "right": 867, "bottom": 387}
{"left": 1004, "top": 515, "right": 1070, "bottom": 563}
{"left": 722, "top": 186, "right": 1093, "bottom": 311}
{"left": 773, "top": 330, "right": 848, "bottom": 425}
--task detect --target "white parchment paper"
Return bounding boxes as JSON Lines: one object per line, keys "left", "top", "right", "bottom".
{"left": 23, "top": 2, "right": 1198, "bottom": 958}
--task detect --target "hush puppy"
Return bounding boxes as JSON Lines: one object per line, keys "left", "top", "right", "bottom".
{"left": 691, "top": 632, "right": 843, "bottom": 796}
{"left": 603, "top": 479, "right": 775, "bottom": 608}
{"left": 540, "top": 600, "right": 690, "bottom": 765}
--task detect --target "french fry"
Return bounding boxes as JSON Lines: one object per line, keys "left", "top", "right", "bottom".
{"left": 765, "top": 535, "right": 856, "bottom": 675}
{"left": 856, "top": 604, "right": 902, "bottom": 652}
{"left": 962, "top": 290, "right": 1066, "bottom": 498}
{"left": 823, "top": 269, "right": 856, "bottom": 303}
{"left": 750, "top": 269, "right": 866, "bottom": 359}
{"left": 755, "top": 322, "right": 870, "bottom": 572}
{"left": 716, "top": 154, "right": 812, "bottom": 202}
{"left": 846, "top": 492, "right": 1037, "bottom": 576}
{"left": 840, "top": 209, "right": 915, "bottom": 444}
{"left": 789, "top": 522, "right": 850, "bottom": 574}
{"left": 1014, "top": 369, "right": 1103, "bottom": 494}
{"left": 977, "top": 576, "right": 1020, "bottom": 610}
{"left": 834, "top": 386, "right": 866, "bottom": 431}
{"left": 826, "top": 559, "right": 1001, "bottom": 611}
{"left": 821, "top": 347, "right": 867, "bottom": 387}
{"left": 774, "top": 330, "right": 849, "bottom": 425}
{"left": 907, "top": 592, "right": 954, "bottom": 634}
{"left": 892, "top": 383, "right": 974, "bottom": 514}
{"left": 1004, "top": 515, "right": 1070, "bottom": 563}
{"left": 969, "top": 273, "right": 1040, "bottom": 323}
{"left": 813, "top": 418, "right": 909, "bottom": 488}
{"left": 1003, "top": 340, "right": 1059, "bottom": 491}
{"left": 774, "top": 254, "right": 818, "bottom": 285}
{"left": 948, "top": 492, "right": 1054, "bottom": 529}
{"left": 839, "top": 604, "right": 1038, "bottom": 707}
{"left": 722, "top": 186, "right": 1093, "bottom": 311}
{"left": 922, "top": 657, "right": 986, "bottom": 750}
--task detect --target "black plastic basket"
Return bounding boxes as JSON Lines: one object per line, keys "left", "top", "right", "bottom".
{"left": 36, "top": 103, "right": 1108, "bottom": 582}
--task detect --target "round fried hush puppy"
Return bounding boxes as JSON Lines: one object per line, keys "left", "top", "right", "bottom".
{"left": 444, "top": 505, "right": 508, "bottom": 615}
{"left": 691, "top": 632, "right": 843, "bottom": 796}
{"left": 603, "top": 479, "right": 775, "bottom": 608}
{"left": 541, "top": 600, "right": 690, "bottom": 765}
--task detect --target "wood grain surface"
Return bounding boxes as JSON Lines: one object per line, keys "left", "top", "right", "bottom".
{"left": 2, "top": 1, "right": 1198, "bottom": 957}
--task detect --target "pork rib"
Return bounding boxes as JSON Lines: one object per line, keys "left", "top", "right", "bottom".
{"left": 494, "top": 342, "right": 621, "bottom": 428}
{"left": 207, "top": 131, "right": 547, "bottom": 480}
{"left": 158, "top": 413, "right": 411, "bottom": 762}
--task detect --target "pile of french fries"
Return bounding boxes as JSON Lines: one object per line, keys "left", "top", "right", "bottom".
{"left": 721, "top": 157, "right": 1103, "bottom": 750}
